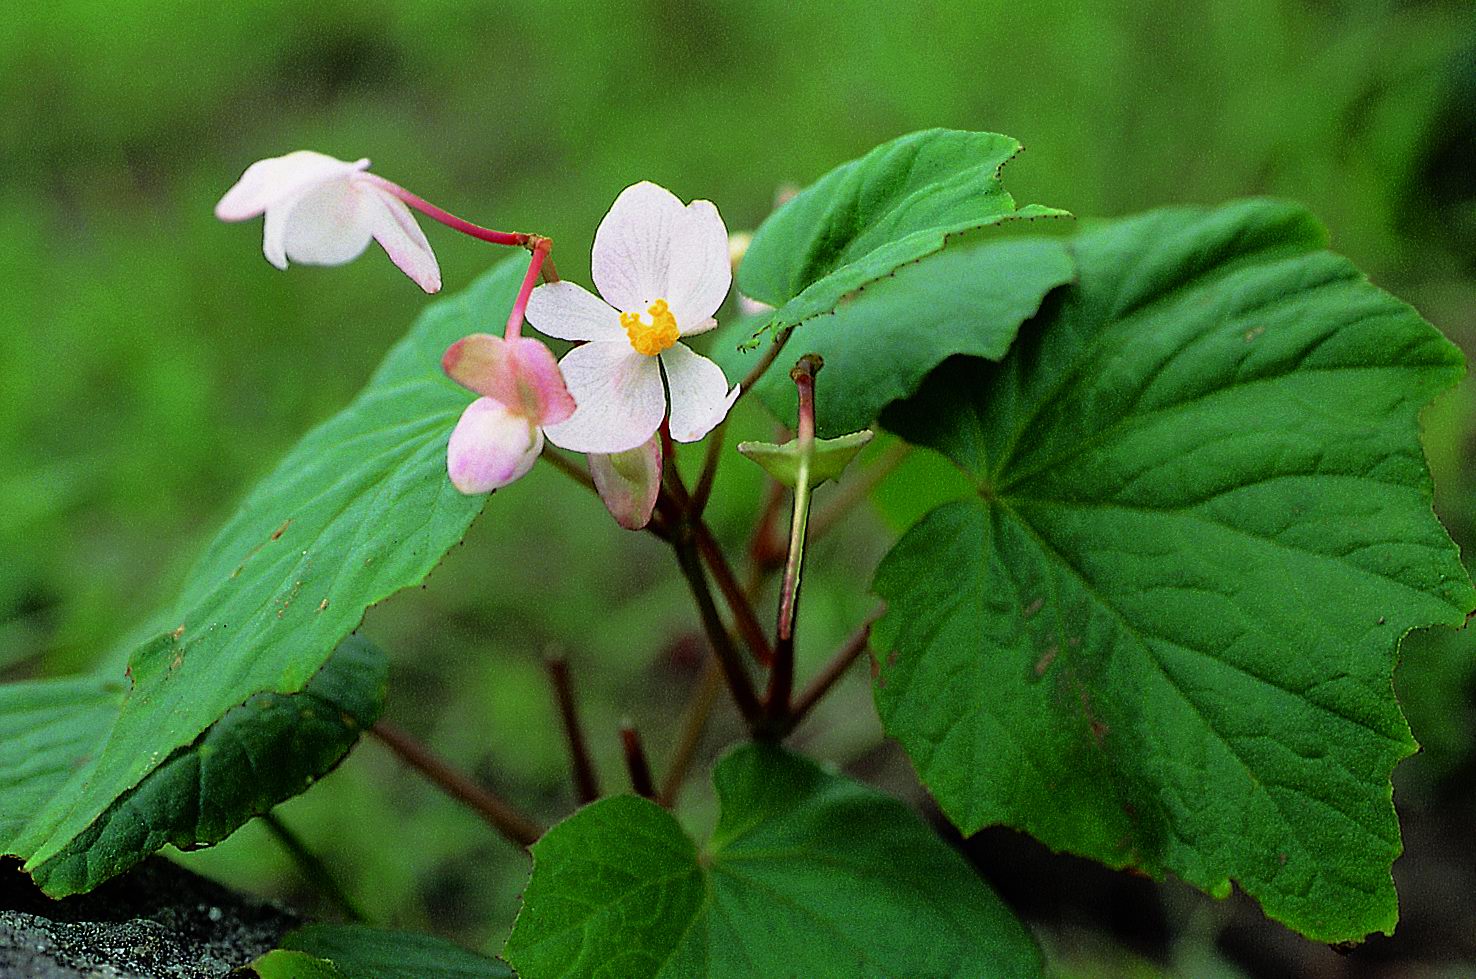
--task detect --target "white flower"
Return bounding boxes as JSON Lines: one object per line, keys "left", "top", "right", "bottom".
{"left": 215, "top": 150, "right": 441, "bottom": 293}
{"left": 525, "top": 182, "right": 739, "bottom": 454}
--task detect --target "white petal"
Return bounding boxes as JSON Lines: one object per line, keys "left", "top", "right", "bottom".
{"left": 525, "top": 281, "right": 625, "bottom": 342}
{"left": 679, "top": 317, "right": 719, "bottom": 337}
{"left": 363, "top": 183, "right": 441, "bottom": 293}
{"left": 447, "top": 398, "right": 543, "bottom": 493}
{"left": 665, "top": 199, "right": 731, "bottom": 328}
{"left": 216, "top": 151, "right": 368, "bottom": 221}
{"left": 543, "top": 342, "right": 665, "bottom": 454}
{"left": 279, "top": 180, "right": 377, "bottom": 267}
{"left": 661, "top": 342, "right": 739, "bottom": 443}
{"left": 591, "top": 181, "right": 686, "bottom": 313}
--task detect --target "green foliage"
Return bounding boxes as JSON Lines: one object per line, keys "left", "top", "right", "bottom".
{"left": 737, "top": 429, "right": 872, "bottom": 487}
{"left": 505, "top": 744, "right": 1041, "bottom": 978}
{"left": 18, "top": 637, "right": 386, "bottom": 895}
{"left": 734, "top": 130, "right": 1073, "bottom": 435}
{"left": 5, "top": 260, "right": 528, "bottom": 891}
{"left": 256, "top": 923, "right": 513, "bottom": 979}
{"left": 0, "top": 674, "right": 124, "bottom": 853}
{"left": 872, "top": 200, "right": 1475, "bottom": 942}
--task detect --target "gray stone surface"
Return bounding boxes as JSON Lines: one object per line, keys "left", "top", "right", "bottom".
{"left": 0, "top": 857, "right": 299, "bottom": 978}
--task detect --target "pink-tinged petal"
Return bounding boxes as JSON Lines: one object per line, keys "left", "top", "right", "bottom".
{"left": 525, "top": 281, "right": 625, "bottom": 342}
{"left": 591, "top": 181, "right": 686, "bottom": 312}
{"left": 588, "top": 436, "right": 662, "bottom": 531}
{"left": 665, "top": 199, "right": 731, "bottom": 328}
{"left": 442, "top": 334, "right": 575, "bottom": 424}
{"left": 363, "top": 183, "right": 441, "bottom": 293}
{"left": 661, "top": 342, "right": 739, "bottom": 443}
{"left": 279, "top": 180, "right": 377, "bottom": 267}
{"left": 446, "top": 398, "right": 543, "bottom": 494}
{"left": 542, "top": 341, "right": 665, "bottom": 454}
{"left": 215, "top": 151, "right": 368, "bottom": 221}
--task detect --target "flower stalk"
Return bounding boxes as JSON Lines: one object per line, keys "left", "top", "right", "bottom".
{"left": 766, "top": 354, "right": 823, "bottom": 723}
{"left": 546, "top": 654, "right": 600, "bottom": 805}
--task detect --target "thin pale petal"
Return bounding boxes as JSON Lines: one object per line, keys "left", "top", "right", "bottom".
{"left": 588, "top": 436, "right": 662, "bottom": 531}
{"left": 679, "top": 317, "right": 719, "bottom": 337}
{"left": 364, "top": 184, "right": 441, "bottom": 293}
{"left": 442, "top": 334, "right": 575, "bottom": 424}
{"left": 543, "top": 342, "right": 665, "bottom": 454}
{"left": 661, "top": 342, "right": 738, "bottom": 443}
{"left": 446, "top": 398, "right": 542, "bottom": 494}
{"left": 281, "top": 180, "right": 376, "bottom": 267}
{"left": 591, "top": 181, "right": 686, "bottom": 312}
{"left": 525, "top": 281, "right": 625, "bottom": 342}
{"left": 665, "top": 199, "right": 731, "bottom": 328}
{"left": 216, "top": 151, "right": 368, "bottom": 221}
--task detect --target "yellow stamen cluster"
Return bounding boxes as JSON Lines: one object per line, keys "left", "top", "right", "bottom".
{"left": 621, "top": 299, "right": 680, "bottom": 357}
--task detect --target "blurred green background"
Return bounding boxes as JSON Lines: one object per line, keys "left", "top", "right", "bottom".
{"left": 3, "top": 2, "right": 1475, "bottom": 976}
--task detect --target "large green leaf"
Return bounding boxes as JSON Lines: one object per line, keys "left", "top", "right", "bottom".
{"left": 504, "top": 744, "right": 1041, "bottom": 978}
{"left": 0, "top": 674, "right": 124, "bottom": 854}
{"left": 731, "top": 130, "right": 1072, "bottom": 436}
{"left": 20, "top": 636, "right": 386, "bottom": 895}
{"left": 873, "top": 200, "right": 1475, "bottom": 943}
{"left": 252, "top": 923, "right": 514, "bottom": 979}
{"left": 5, "top": 257, "right": 526, "bottom": 886}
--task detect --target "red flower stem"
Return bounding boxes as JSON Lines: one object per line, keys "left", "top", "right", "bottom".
{"left": 620, "top": 722, "right": 657, "bottom": 800}
{"left": 369, "top": 720, "right": 542, "bottom": 848}
{"left": 367, "top": 175, "right": 528, "bottom": 247}
{"left": 505, "top": 238, "right": 551, "bottom": 340}
{"left": 545, "top": 654, "right": 600, "bottom": 805}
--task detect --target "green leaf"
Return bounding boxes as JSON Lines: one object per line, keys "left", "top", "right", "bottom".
{"left": 873, "top": 199, "right": 1475, "bottom": 943}
{"left": 5, "top": 256, "right": 529, "bottom": 891}
{"left": 740, "top": 128, "right": 1067, "bottom": 325}
{"left": 504, "top": 744, "right": 1041, "bottom": 978}
{"left": 745, "top": 237, "right": 1076, "bottom": 437}
{"left": 0, "top": 674, "right": 124, "bottom": 853}
{"left": 251, "top": 950, "right": 347, "bottom": 979}
{"left": 268, "top": 923, "right": 514, "bottom": 979}
{"left": 733, "top": 129, "right": 1073, "bottom": 436}
{"left": 737, "top": 429, "right": 872, "bottom": 487}
{"left": 22, "top": 636, "right": 386, "bottom": 895}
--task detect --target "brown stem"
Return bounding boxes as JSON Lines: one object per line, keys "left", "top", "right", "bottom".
{"left": 671, "top": 530, "right": 764, "bottom": 731}
{"left": 689, "top": 417, "right": 728, "bottom": 517}
{"left": 657, "top": 659, "right": 723, "bottom": 806}
{"left": 693, "top": 520, "right": 774, "bottom": 667}
{"left": 785, "top": 611, "right": 880, "bottom": 734}
{"left": 620, "top": 722, "right": 657, "bottom": 800}
{"left": 731, "top": 326, "right": 794, "bottom": 408}
{"left": 540, "top": 445, "right": 597, "bottom": 494}
{"left": 546, "top": 655, "right": 600, "bottom": 805}
{"left": 370, "top": 720, "right": 542, "bottom": 848}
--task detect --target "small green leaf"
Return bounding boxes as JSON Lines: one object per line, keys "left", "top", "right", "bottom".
{"left": 737, "top": 429, "right": 873, "bottom": 487}
{"left": 22, "top": 636, "right": 385, "bottom": 895}
{"left": 272, "top": 923, "right": 514, "bottom": 979}
{"left": 504, "top": 744, "right": 1041, "bottom": 978}
{"left": 873, "top": 199, "right": 1475, "bottom": 943}
{"left": 740, "top": 128, "right": 1067, "bottom": 328}
{"left": 4, "top": 255, "right": 531, "bottom": 892}
{"left": 732, "top": 130, "right": 1073, "bottom": 436}
{"left": 251, "top": 949, "right": 347, "bottom": 979}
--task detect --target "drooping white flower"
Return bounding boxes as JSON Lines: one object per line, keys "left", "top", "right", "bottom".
{"left": 216, "top": 151, "right": 441, "bottom": 293}
{"left": 525, "top": 182, "right": 739, "bottom": 454}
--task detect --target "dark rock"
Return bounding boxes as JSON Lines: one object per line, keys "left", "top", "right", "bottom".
{"left": 0, "top": 857, "right": 299, "bottom": 978}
